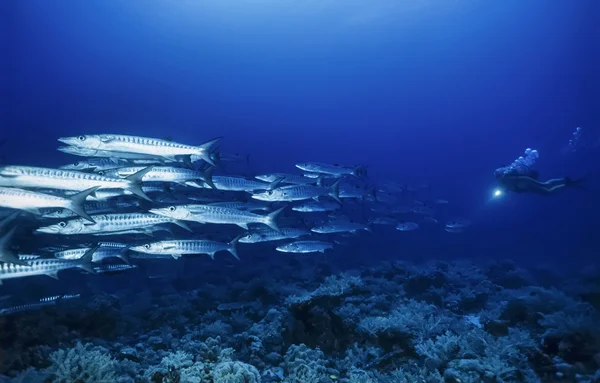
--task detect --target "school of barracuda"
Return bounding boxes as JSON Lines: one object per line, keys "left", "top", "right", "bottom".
{"left": 0, "top": 134, "right": 471, "bottom": 285}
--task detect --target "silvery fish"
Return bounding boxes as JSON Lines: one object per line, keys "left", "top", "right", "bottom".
{"left": 130, "top": 235, "right": 241, "bottom": 260}
{"left": 59, "top": 158, "right": 131, "bottom": 172}
{"left": 0, "top": 186, "right": 98, "bottom": 222}
{"left": 292, "top": 201, "right": 340, "bottom": 213}
{"left": 0, "top": 246, "right": 96, "bottom": 285}
{"left": 396, "top": 222, "right": 419, "bottom": 231}
{"left": 239, "top": 227, "right": 311, "bottom": 243}
{"left": 55, "top": 243, "right": 129, "bottom": 263}
{"left": 276, "top": 240, "right": 333, "bottom": 254}
{"left": 149, "top": 204, "right": 284, "bottom": 231}
{"left": 58, "top": 134, "right": 222, "bottom": 166}
{"left": 187, "top": 176, "right": 281, "bottom": 193}
{"left": 208, "top": 201, "right": 270, "bottom": 212}
{"left": 295, "top": 162, "right": 366, "bottom": 177}
{"left": 93, "top": 264, "right": 138, "bottom": 274}
{"left": 100, "top": 166, "right": 216, "bottom": 189}
{"left": 252, "top": 180, "right": 341, "bottom": 203}
{"left": 311, "top": 221, "right": 370, "bottom": 234}
{"left": 36, "top": 213, "right": 191, "bottom": 235}
{"left": 255, "top": 173, "right": 317, "bottom": 185}
{"left": 41, "top": 200, "right": 141, "bottom": 219}
{"left": 58, "top": 146, "right": 168, "bottom": 161}
{"left": 0, "top": 165, "right": 152, "bottom": 201}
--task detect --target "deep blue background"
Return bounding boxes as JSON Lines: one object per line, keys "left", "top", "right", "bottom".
{"left": 3, "top": 0, "right": 600, "bottom": 268}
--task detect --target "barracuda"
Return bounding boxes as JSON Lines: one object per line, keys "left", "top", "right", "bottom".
{"left": 239, "top": 227, "right": 311, "bottom": 243}
{"left": 0, "top": 186, "right": 98, "bottom": 222}
{"left": 275, "top": 240, "right": 333, "bottom": 254}
{"left": 130, "top": 235, "right": 242, "bottom": 260}
{"left": 150, "top": 204, "right": 285, "bottom": 231}
{"left": 252, "top": 180, "right": 341, "bottom": 203}
{"left": 58, "top": 134, "right": 222, "bottom": 166}
{"left": 36, "top": 213, "right": 191, "bottom": 235}
{"left": 101, "top": 166, "right": 216, "bottom": 189}
{"left": 55, "top": 242, "right": 129, "bottom": 263}
{"left": 0, "top": 165, "right": 153, "bottom": 201}
{"left": 0, "top": 245, "right": 97, "bottom": 285}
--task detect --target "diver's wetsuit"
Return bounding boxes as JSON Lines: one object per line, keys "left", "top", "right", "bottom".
{"left": 498, "top": 175, "right": 570, "bottom": 195}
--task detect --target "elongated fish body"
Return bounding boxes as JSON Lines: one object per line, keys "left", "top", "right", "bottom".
{"left": 240, "top": 227, "right": 311, "bottom": 243}
{"left": 0, "top": 248, "right": 96, "bottom": 284}
{"left": 295, "top": 162, "right": 365, "bottom": 177}
{"left": 101, "top": 166, "right": 208, "bottom": 184}
{"left": 252, "top": 180, "right": 340, "bottom": 203}
{"left": 209, "top": 176, "right": 278, "bottom": 192}
{"left": 93, "top": 264, "right": 137, "bottom": 274}
{"left": 131, "top": 236, "right": 240, "bottom": 260}
{"left": 311, "top": 221, "right": 370, "bottom": 234}
{"left": 0, "top": 166, "right": 151, "bottom": 201}
{"left": 58, "top": 146, "right": 169, "bottom": 161}
{"left": 150, "top": 204, "right": 284, "bottom": 231}
{"left": 208, "top": 201, "right": 270, "bottom": 212}
{"left": 55, "top": 243, "right": 129, "bottom": 263}
{"left": 36, "top": 213, "right": 190, "bottom": 235}
{"left": 292, "top": 201, "right": 340, "bottom": 212}
{"left": 59, "top": 158, "right": 131, "bottom": 171}
{"left": 0, "top": 186, "right": 98, "bottom": 222}
{"left": 41, "top": 200, "right": 141, "bottom": 219}
{"left": 58, "top": 135, "right": 221, "bottom": 165}
{"left": 396, "top": 222, "right": 419, "bottom": 231}
{"left": 255, "top": 173, "right": 316, "bottom": 185}
{"left": 276, "top": 240, "right": 333, "bottom": 254}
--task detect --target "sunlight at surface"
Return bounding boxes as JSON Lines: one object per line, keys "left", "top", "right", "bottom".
{"left": 135, "top": 0, "right": 472, "bottom": 34}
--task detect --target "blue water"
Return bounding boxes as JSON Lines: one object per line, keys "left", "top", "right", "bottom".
{"left": 3, "top": 1, "right": 600, "bottom": 381}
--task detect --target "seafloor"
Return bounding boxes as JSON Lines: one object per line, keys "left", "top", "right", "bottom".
{"left": 1, "top": 253, "right": 599, "bottom": 383}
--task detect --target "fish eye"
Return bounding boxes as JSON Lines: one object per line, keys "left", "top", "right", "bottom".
{"left": 73, "top": 162, "right": 80, "bottom": 166}
{"left": 58, "top": 222, "right": 67, "bottom": 228}
{"left": 168, "top": 206, "right": 176, "bottom": 212}
{"left": 144, "top": 244, "right": 151, "bottom": 249}
{"left": 78, "top": 136, "right": 86, "bottom": 141}
{"left": 97, "top": 171, "right": 104, "bottom": 175}
{"left": 267, "top": 191, "right": 273, "bottom": 195}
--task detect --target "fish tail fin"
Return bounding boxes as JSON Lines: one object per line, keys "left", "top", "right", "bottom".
{"left": 228, "top": 234, "right": 243, "bottom": 260}
{"left": 265, "top": 207, "right": 285, "bottom": 233}
{"left": 125, "top": 166, "right": 154, "bottom": 201}
{"left": 0, "top": 227, "right": 26, "bottom": 266}
{"left": 203, "top": 166, "right": 217, "bottom": 190}
{"left": 66, "top": 186, "right": 100, "bottom": 223}
{"left": 77, "top": 245, "right": 98, "bottom": 274}
{"left": 329, "top": 179, "right": 342, "bottom": 204}
{"left": 196, "top": 137, "right": 223, "bottom": 166}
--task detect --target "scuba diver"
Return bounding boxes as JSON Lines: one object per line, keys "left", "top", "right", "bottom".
{"left": 495, "top": 168, "right": 579, "bottom": 195}
{"left": 494, "top": 148, "right": 584, "bottom": 196}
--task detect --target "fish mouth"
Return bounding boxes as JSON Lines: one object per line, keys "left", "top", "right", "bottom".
{"left": 129, "top": 246, "right": 145, "bottom": 253}
{"left": 251, "top": 195, "right": 268, "bottom": 201}
{"left": 57, "top": 137, "right": 77, "bottom": 145}
{"left": 35, "top": 226, "right": 59, "bottom": 234}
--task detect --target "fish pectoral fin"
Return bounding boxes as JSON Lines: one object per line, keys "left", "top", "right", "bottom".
{"left": 236, "top": 223, "right": 249, "bottom": 230}
{"left": 45, "top": 271, "right": 59, "bottom": 280}
{"left": 171, "top": 254, "right": 182, "bottom": 260}
{"left": 208, "top": 252, "right": 216, "bottom": 260}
